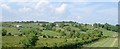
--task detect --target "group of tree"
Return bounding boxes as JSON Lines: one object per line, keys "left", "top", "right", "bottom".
{"left": 93, "top": 23, "right": 120, "bottom": 32}
{"left": 21, "top": 29, "right": 39, "bottom": 48}
{"left": 2, "top": 29, "right": 12, "bottom": 36}
{"left": 15, "top": 21, "right": 49, "bottom": 23}
{"left": 2, "top": 29, "right": 7, "bottom": 36}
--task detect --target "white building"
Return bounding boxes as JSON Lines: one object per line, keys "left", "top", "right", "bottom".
{"left": 55, "top": 24, "right": 59, "bottom": 27}
{"left": 16, "top": 25, "right": 22, "bottom": 28}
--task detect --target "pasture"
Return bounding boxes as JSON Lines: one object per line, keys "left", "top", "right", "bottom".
{"left": 1, "top": 22, "right": 119, "bottom": 48}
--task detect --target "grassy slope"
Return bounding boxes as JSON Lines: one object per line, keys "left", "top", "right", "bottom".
{"left": 0, "top": 35, "right": 1, "bottom": 49}
{"left": 84, "top": 28, "right": 118, "bottom": 47}
{"left": 85, "top": 38, "right": 118, "bottom": 47}
{"left": 36, "top": 38, "right": 65, "bottom": 47}
{"left": 3, "top": 27, "right": 19, "bottom": 35}
{"left": 2, "top": 23, "right": 118, "bottom": 47}
{"left": 36, "top": 38, "right": 82, "bottom": 47}
{"left": 0, "top": 25, "right": 1, "bottom": 48}
{"left": 2, "top": 36, "right": 26, "bottom": 47}
{"left": 99, "top": 28, "right": 118, "bottom": 37}
{"left": 41, "top": 30, "right": 61, "bottom": 36}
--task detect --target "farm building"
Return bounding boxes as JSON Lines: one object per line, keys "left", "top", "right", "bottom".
{"left": 55, "top": 23, "right": 62, "bottom": 27}
{"left": 55, "top": 24, "right": 59, "bottom": 27}
{"left": 15, "top": 25, "right": 22, "bottom": 28}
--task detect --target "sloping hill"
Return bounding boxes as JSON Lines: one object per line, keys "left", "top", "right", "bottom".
{"left": 41, "top": 30, "right": 61, "bottom": 36}
{"left": 99, "top": 28, "right": 118, "bottom": 37}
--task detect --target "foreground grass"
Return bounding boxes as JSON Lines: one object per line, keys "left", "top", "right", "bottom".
{"left": 0, "top": 35, "right": 1, "bottom": 49}
{"left": 2, "top": 36, "right": 26, "bottom": 47}
{"left": 2, "top": 36, "right": 118, "bottom": 48}
{"left": 2, "top": 36, "right": 81, "bottom": 47}
{"left": 84, "top": 38, "right": 118, "bottom": 47}
{"left": 36, "top": 37, "right": 82, "bottom": 47}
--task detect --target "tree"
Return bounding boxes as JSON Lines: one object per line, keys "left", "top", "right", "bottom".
{"left": 92, "top": 29, "right": 103, "bottom": 38}
{"left": 81, "top": 27, "right": 88, "bottom": 32}
{"left": 65, "top": 27, "right": 71, "bottom": 31}
{"left": 41, "top": 23, "right": 46, "bottom": 27}
{"left": 50, "top": 23, "right": 56, "bottom": 27}
{"left": 21, "top": 29, "right": 38, "bottom": 48}
{"left": 2, "top": 29, "right": 7, "bottom": 36}
{"left": 93, "top": 23, "right": 98, "bottom": 28}
{"left": 22, "top": 38, "right": 31, "bottom": 48}
{"left": 59, "top": 23, "right": 65, "bottom": 28}
{"left": 61, "top": 32, "right": 66, "bottom": 36}
{"left": 74, "top": 32, "right": 80, "bottom": 38}
{"left": 7, "top": 33, "right": 12, "bottom": 36}
{"left": 116, "top": 24, "right": 120, "bottom": 32}
{"left": 104, "top": 23, "right": 111, "bottom": 30}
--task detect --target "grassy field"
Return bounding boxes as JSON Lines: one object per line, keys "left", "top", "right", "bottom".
{"left": 2, "top": 36, "right": 26, "bottom": 47}
{"left": 84, "top": 38, "right": 118, "bottom": 47}
{"left": 100, "top": 28, "right": 118, "bottom": 37}
{"left": 36, "top": 38, "right": 65, "bottom": 47}
{"left": 2, "top": 36, "right": 81, "bottom": 47}
{"left": 2, "top": 22, "right": 119, "bottom": 48}
{"left": 0, "top": 35, "right": 1, "bottom": 49}
{"left": 3, "top": 27, "right": 19, "bottom": 35}
{"left": 41, "top": 30, "right": 61, "bottom": 36}
{"left": 36, "top": 38, "right": 82, "bottom": 47}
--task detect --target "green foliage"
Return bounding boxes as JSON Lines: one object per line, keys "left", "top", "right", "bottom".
{"left": 7, "top": 33, "right": 12, "bottom": 36}
{"left": 2, "top": 29, "right": 7, "bottom": 36}
{"left": 2, "top": 22, "right": 117, "bottom": 48}
{"left": 21, "top": 29, "right": 38, "bottom": 48}
{"left": 93, "top": 23, "right": 119, "bottom": 32}
{"left": 41, "top": 30, "right": 61, "bottom": 36}
{"left": 2, "top": 36, "right": 26, "bottom": 47}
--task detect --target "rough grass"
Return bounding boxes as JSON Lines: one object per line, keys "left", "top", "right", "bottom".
{"left": 84, "top": 38, "right": 118, "bottom": 47}
{"left": 0, "top": 35, "right": 1, "bottom": 49}
{"left": 36, "top": 38, "right": 82, "bottom": 47}
{"left": 3, "top": 27, "right": 19, "bottom": 35}
{"left": 99, "top": 28, "right": 118, "bottom": 37}
{"left": 2, "top": 36, "right": 26, "bottom": 47}
{"left": 2, "top": 22, "right": 118, "bottom": 48}
{"left": 36, "top": 38, "right": 65, "bottom": 47}
{"left": 41, "top": 30, "right": 61, "bottom": 36}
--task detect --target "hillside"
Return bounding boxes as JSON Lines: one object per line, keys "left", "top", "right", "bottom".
{"left": 1, "top": 21, "right": 119, "bottom": 49}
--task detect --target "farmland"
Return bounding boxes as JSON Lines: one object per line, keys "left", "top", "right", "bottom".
{"left": 1, "top": 21, "right": 119, "bottom": 49}
{"left": 84, "top": 38, "right": 118, "bottom": 47}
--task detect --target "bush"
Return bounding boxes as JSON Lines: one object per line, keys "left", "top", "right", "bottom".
{"left": 7, "top": 33, "right": 12, "bottom": 36}
{"left": 2, "top": 29, "right": 7, "bottom": 36}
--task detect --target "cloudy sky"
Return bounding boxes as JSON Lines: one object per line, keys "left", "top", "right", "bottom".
{"left": 0, "top": 0, "right": 119, "bottom": 25}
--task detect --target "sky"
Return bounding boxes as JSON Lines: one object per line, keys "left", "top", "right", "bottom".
{"left": 0, "top": 0, "right": 120, "bottom": 25}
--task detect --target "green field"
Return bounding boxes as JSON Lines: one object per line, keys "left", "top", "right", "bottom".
{"left": 36, "top": 38, "right": 65, "bottom": 47}
{"left": 100, "top": 28, "right": 118, "bottom": 37}
{"left": 3, "top": 27, "right": 19, "bottom": 35}
{"left": 2, "top": 36, "right": 26, "bottom": 47}
{"left": 0, "top": 35, "right": 1, "bottom": 49}
{"left": 41, "top": 30, "right": 61, "bottom": 36}
{"left": 1, "top": 22, "right": 119, "bottom": 48}
{"left": 84, "top": 38, "right": 118, "bottom": 47}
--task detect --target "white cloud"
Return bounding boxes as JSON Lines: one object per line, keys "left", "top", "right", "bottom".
{"left": 96, "top": 8, "right": 118, "bottom": 16}
{"left": 55, "top": 3, "right": 67, "bottom": 14}
{"left": 73, "top": 0, "right": 87, "bottom": 2}
{"left": 4, "top": 0, "right": 29, "bottom": 2}
{"left": 76, "top": 16, "right": 82, "bottom": 19}
{"left": 18, "top": 7, "right": 31, "bottom": 14}
{"left": 73, "top": 0, "right": 119, "bottom": 2}
{"left": 0, "top": 3, "right": 10, "bottom": 10}
{"left": 35, "top": 0, "right": 49, "bottom": 9}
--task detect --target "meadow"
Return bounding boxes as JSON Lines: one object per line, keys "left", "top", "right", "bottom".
{"left": 1, "top": 21, "right": 119, "bottom": 49}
